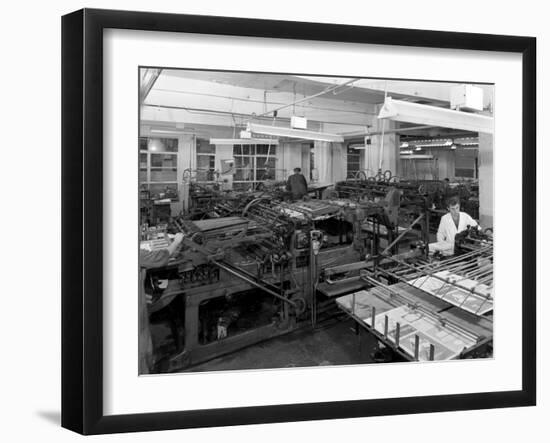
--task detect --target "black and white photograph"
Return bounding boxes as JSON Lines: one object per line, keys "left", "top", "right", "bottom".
{"left": 57, "top": 1, "right": 537, "bottom": 434}
{"left": 138, "top": 69, "right": 495, "bottom": 374}
{"left": 1, "top": 0, "right": 547, "bottom": 439}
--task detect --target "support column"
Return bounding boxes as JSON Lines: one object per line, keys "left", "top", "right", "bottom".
{"left": 369, "top": 110, "right": 399, "bottom": 176}
{"left": 178, "top": 134, "right": 195, "bottom": 214}
{"left": 478, "top": 133, "right": 493, "bottom": 227}
{"left": 331, "top": 143, "right": 346, "bottom": 183}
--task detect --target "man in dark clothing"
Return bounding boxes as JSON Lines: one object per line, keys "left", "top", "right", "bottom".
{"left": 286, "top": 167, "right": 308, "bottom": 200}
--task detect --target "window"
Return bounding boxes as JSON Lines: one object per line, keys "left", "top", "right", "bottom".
{"left": 347, "top": 144, "right": 361, "bottom": 178}
{"left": 138, "top": 137, "right": 178, "bottom": 153}
{"left": 139, "top": 137, "right": 179, "bottom": 200}
{"left": 232, "top": 144, "right": 277, "bottom": 190}
{"left": 196, "top": 138, "right": 216, "bottom": 181}
{"left": 455, "top": 148, "right": 478, "bottom": 179}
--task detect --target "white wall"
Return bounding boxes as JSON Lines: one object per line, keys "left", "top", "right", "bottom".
{"left": 399, "top": 149, "right": 455, "bottom": 181}
{"left": 436, "top": 149, "right": 455, "bottom": 180}
{"left": 2, "top": 1, "right": 545, "bottom": 443}
{"left": 280, "top": 141, "right": 309, "bottom": 181}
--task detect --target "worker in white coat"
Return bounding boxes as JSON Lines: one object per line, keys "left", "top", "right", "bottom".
{"left": 437, "top": 195, "right": 478, "bottom": 246}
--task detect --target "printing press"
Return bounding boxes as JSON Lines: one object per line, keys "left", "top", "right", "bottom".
{"left": 335, "top": 175, "right": 479, "bottom": 233}
{"left": 140, "top": 181, "right": 434, "bottom": 369}
{"left": 141, "top": 177, "right": 492, "bottom": 370}
{"left": 334, "top": 221, "right": 493, "bottom": 362}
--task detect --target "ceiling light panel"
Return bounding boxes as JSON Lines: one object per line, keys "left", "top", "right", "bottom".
{"left": 248, "top": 123, "right": 344, "bottom": 143}
{"left": 210, "top": 138, "right": 279, "bottom": 145}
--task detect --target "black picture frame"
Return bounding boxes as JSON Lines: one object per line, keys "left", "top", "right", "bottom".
{"left": 61, "top": 8, "right": 536, "bottom": 435}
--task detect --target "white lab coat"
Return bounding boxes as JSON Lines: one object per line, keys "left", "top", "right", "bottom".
{"left": 436, "top": 212, "right": 478, "bottom": 245}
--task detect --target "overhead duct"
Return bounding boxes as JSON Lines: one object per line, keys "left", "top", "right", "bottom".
{"left": 378, "top": 97, "right": 494, "bottom": 134}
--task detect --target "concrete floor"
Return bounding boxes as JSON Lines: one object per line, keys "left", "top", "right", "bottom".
{"left": 150, "top": 301, "right": 405, "bottom": 374}
{"left": 178, "top": 318, "right": 381, "bottom": 373}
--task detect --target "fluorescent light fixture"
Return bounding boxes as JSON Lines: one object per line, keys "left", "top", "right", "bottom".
{"left": 400, "top": 154, "right": 434, "bottom": 159}
{"left": 405, "top": 138, "right": 457, "bottom": 150}
{"left": 410, "top": 139, "right": 453, "bottom": 148}
{"left": 415, "top": 146, "right": 422, "bottom": 151}
{"left": 248, "top": 123, "right": 344, "bottom": 143}
{"left": 210, "top": 138, "right": 279, "bottom": 145}
{"left": 454, "top": 137, "right": 479, "bottom": 145}
{"left": 352, "top": 146, "right": 367, "bottom": 150}
{"left": 150, "top": 129, "right": 185, "bottom": 134}
{"left": 451, "top": 144, "right": 457, "bottom": 150}
{"left": 400, "top": 149, "right": 413, "bottom": 154}
{"left": 378, "top": 97, "right": 494, "bottom": 134}
{"left": 400, "top": 142, "right": 409, "bottom": 148}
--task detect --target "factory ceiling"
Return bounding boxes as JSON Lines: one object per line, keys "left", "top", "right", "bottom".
{"left": 140, "top": 69, "right": 493, "bottom": 140}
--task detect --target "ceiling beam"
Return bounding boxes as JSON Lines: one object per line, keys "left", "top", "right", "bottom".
{"left": 147, "top": 74, "right": 377, "bottom": 124}
{"left": 140, "top": 68, "right": 162, "bottom": 104}
{"left": 378, "top": 97, "right": 494, "bottom": 134}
